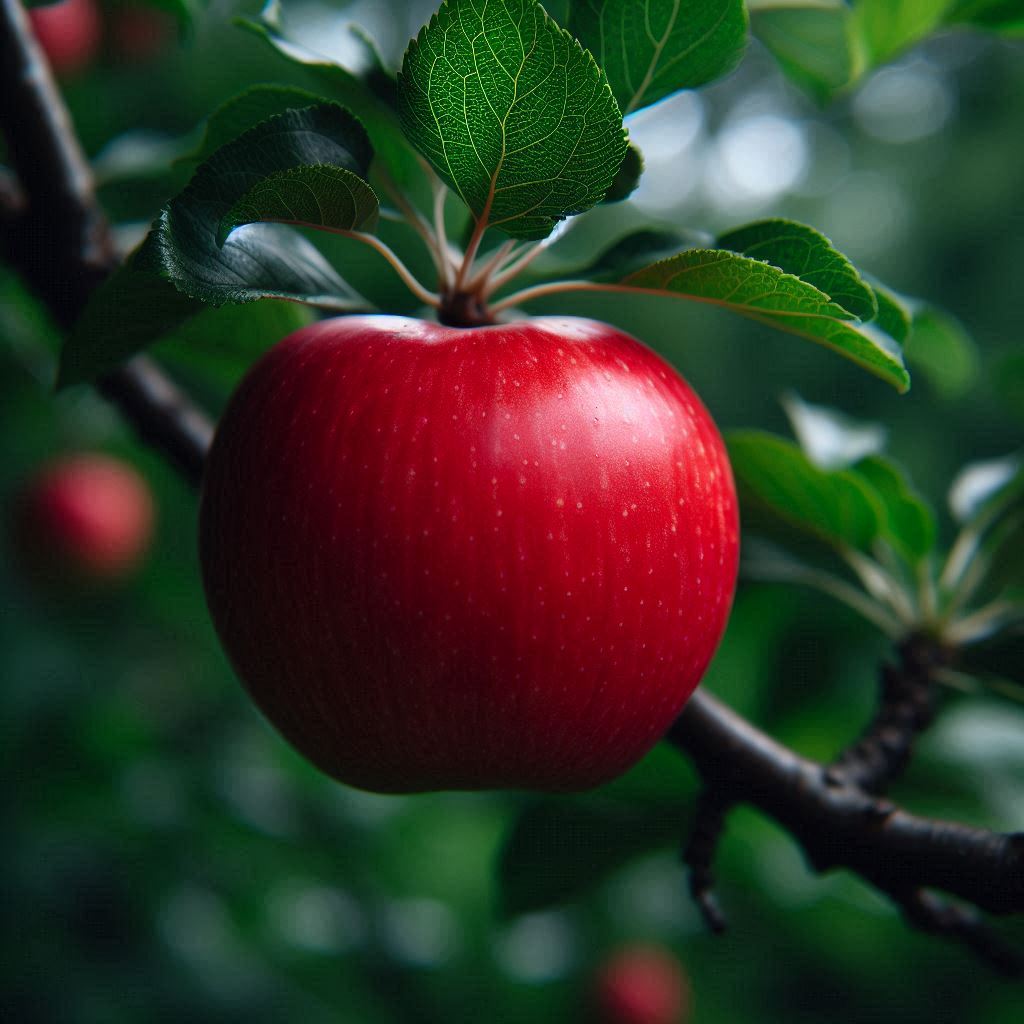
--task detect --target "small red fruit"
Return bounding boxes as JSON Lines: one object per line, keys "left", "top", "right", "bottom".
{"left": 15, "top": 453, "right": 154, "bottom": 584}
{"left": 28, "top": 0, "right": 101, "bottom": 77}
{"left": 200, "top": 316, "right": 738, "bottom": 793}
{"left": 592, "top": 946, "right": 691, "bottom": 1024}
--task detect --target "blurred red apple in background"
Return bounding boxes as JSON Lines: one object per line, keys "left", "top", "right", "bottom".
{"left": 591, "top": 945, "right": 691, "bottom": 1024}
{"left": 28, "top": 0, "right": 101, "bottom": 77}
{"left": 14, "top": 453, "right": 154, "bottom": 586}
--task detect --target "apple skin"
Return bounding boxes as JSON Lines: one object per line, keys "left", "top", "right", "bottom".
{"left": 15, "top": 453, "right": 154, "bottom": 584}
{"left": 591, "top": 946, "right": 691, "bottom": 1024}
{"left": 28, "top": 0, "right": 102, "bottom": 78}
{"left": 200, "top": 316, "right": 738, "bottom": 793}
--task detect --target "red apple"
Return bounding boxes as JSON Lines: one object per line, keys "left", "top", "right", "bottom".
{"left": 199, "top": 316, "right": 738, "bottom": 793}
{"left": 592, "top": 946, "right": 691, "bottom": 1024}
{"left": 28, "top": 0, "right": 101, "bottom": 77}
{"left": 15, "top": 453, "right": 154, "bottom": 584}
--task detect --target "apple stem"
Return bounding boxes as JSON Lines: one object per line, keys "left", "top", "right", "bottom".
{"left": 488, "top": 278, "right": 609, "bottom": 314}
{"left": 374, "top": 164, "right": 450, "bottom": 286}
{"left": 481, "top": 239, "right": 546, "bottom": 297}
{"left": 340, "top": 230, "right": 441, "bottom": 309}
{"left": 462, "top": 238, "right": 516, "bottom": 293}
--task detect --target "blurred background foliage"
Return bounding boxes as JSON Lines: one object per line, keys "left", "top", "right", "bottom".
{"left": 2, "top": 0, "right": 1023, "bottom": 1021}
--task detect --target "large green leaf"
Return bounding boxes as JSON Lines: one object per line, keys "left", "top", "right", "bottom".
{"left": 718, "top": 219, "right": 878, "bottom": 321}
{"left": 568, "top": 0, "right": 748, "bottom": 115}
{"left": 727, "top": 431, "right": 884, "bottom": 552}
{"left": 218, "top": 165, "right": 379, "bottom": 245}
{"left": 153, "top": 104, "right": 376, "bottom": 305}
{"left": 60, "top": 105, "right": 374, "bottom": 386}
{"left": 181, "top": 84, "right": 330, "bottom": 167}
{"left": 619, "top": 250, "right": 910, "bottom": 391}
{"left": 397, "top": 0, "right": 627, "bottom": 239}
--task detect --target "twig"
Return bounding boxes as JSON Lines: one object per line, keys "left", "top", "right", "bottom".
{"left": 682, "top": 789, "right": 731, "bottom": 933}
{"left": 827, "top": 633, "right": 945, "bottom": 793}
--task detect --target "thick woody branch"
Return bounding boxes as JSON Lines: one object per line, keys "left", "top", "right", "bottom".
{"left": 1, "top": 0, "right": 1021, "bottom": 976}
{"left": 669, "top": 691, "right": 1024, "bottom": 973}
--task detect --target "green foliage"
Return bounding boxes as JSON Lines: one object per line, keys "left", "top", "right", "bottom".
{"left": 619, "top": 247, "right": 910, "bottom": 391}
{"left": 181, "top": 84, "right": 330, "bottom": 166}
{"left": 727, "top": 431, "right": 885, "bottom": 552}
{"left": 239, "top": 1, "right": 420, "bottom": 185}
{"left": 568, "top": 0, "right": 748, "bottom": 115}
{"left": 752, "top": 0, "right": 1024, "bottom": 100}
{"left": 61, "top": 103, "right": 374, "bottom": 385}
{"left": 904, "top": 304, "right": 979, "bottom": 398}
{"left": 397, "top": 0, "right": 627, "bottom": 238}
{"left": 218, "top": 164, "right": 379, "bottom": 245}
{"left": 718, "top": 219, "right": 878, "bottom": 322}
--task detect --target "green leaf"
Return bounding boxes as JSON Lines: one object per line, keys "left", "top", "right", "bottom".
{"left": 856, "top": 455, "right": 936, "bottom": 564}
{"left": 869, "top": 281, "right": 912, "bottom": 345}
{"left": 239, "top": 3, "right": 420, "bottom": 186}
{"left": 60, "top": 104, "right": 374, "bottom": 386}
{"left": 718, "top": 218, "right": 878, "bottom": 321}
{"left": 153, "top": 104, "right": 375, "bottom": 306}
{"left": 619, "top": 249, "right": 910, "bottom": 391}
{"left": 218, "top": 165, "right": 379, "bottom": 246}
{"left": 60, "top": 227, "right": 364, "bottom": 387}
{"left": 397, "top": 0, "right": 627, "bottom": 239}
{"left": 781, "top": 393, "right": 934, "bottom": 564}
{"left": 750, "top": 2, "right": 852, "bottom": 103}
{"left": 851, "top": 0, "right": 949, "bottom": 66}
{"left": 568, "top": 0, "right": 748, "bottom": 115}
{"left": 181, "top": 84, "right": 330, "bottom": 167}
{"left": 153, "top": 300, "right": 314, "bottom": 390}
{"left": 903, "top": 304, "right": 978, "bottom": 398}
{"left": 946, "top": 0, "right": 1024, "bottom": 33}
{"left": 498, "top": 799, "right": 682, "bottom": 916}
{"left": 587, "top": 229, "right": 699, "bottom": 280}
{"left": 602, "top": 141, "right": 644, "bottom": 203}
{"left": 727, "top": 431, "right": 883, "bottom": 552}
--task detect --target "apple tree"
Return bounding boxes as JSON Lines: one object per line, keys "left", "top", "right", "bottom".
{"left": 1, "top": 0, "right": 1023, "bottom": 1020}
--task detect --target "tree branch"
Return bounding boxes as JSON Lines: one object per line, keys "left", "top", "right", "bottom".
{"left": 0, "top": 0, "right": 213, "bottom": 486}
{"left": 2, "top": 0, "right": 1021, "bottom": 977}
{"left": 668, "top": 691, "right": 1024, "bottom": 974}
